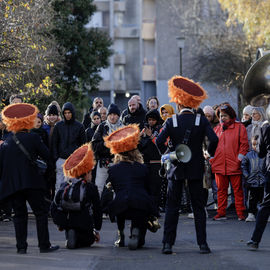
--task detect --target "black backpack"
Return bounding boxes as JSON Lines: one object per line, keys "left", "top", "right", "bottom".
{"left": 56, "top": 179, "right": 87, "bottom": 211}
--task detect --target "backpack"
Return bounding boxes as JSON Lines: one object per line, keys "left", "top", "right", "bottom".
{"left": 56, "top": 179, "right": 87, "bottom": 211}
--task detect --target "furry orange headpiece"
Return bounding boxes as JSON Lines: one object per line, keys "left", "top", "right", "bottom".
{"left": 168, "top": 76, "right": 207, "bottom": 108}
{"left": 63, "top": 143, "right": 95, "bottom": 179}
{"left": 2, "top": 103, "right": 38, "bottom": 132}
{"left": 104, "top": 124, "right": 140, "bottom": 154}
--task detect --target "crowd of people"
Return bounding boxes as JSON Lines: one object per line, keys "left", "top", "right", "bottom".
{"left": 0, "top": 75, "right": 270, "bottom": 254}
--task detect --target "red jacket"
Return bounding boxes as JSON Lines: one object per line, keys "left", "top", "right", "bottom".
{"left": 210, "top": 121, "right": 249, "bottom": 175}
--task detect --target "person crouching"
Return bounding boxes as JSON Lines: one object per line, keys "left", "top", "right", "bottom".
{"left": 50, "top": 143, "right": 102, "bottom": 249}
{"left": 104, "top": 124, "right": 157, "bottom": 250}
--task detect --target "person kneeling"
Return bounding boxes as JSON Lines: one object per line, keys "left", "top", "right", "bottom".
{"left": 51, "top": 143, "right": 102, "bottom": 249}
{"left": 104, "top": 125, "right": 157, "bottom": 250}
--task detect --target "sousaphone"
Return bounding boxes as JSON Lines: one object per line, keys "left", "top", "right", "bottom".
{"left": 243, "top": 51, "right": 270, "bottom": 106}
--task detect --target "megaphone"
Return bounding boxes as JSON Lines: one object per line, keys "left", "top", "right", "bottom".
{"left": 161, "top": 144, "right": 192, "bottom": 172}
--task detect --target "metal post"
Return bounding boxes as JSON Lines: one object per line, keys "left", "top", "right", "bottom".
{"left": 179, "top": 47, "right": 182, "bottom": 76}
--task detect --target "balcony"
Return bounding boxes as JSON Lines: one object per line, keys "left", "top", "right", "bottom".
{"left": 114, "top": 26, "right": 139, "bottom": 38}
{"left": 99, "top": 80, "right": 127, "bottom": 91}
{"left": 142, "top": 65, "right": 156, "bottom": 81}
{"left": 93, "top": 1, "right": 126, "bottom": 12}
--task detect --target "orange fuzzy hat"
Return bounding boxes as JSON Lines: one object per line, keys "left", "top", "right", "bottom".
{"left": 168, "top": 76, "right": 207, "bottom": 108}
{"left": 104, "top": 124, "right": 140, "bottom": 154}
{"left": 63, "top": 143, "right": 95, "bottom": 178}
{"left": 1, "top": 103, "right": 38, "bottom": 132}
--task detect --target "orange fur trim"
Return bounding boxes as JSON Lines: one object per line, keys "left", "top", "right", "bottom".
{"left": 2, "top": 103, "right": 38, "bottom": 132}
{"left": 104, "top": 124, "right": 140, "bottom": 154}
{"left": 63, "top": 143, "right": 95, "bottom": 178}
{"left": 168, "top": 76, "right": 208, "bottom": 108}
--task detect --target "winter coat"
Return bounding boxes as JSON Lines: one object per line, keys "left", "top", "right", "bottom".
{"left": 51, "top": 181, "right": 102, "bottom": 231}
{"left": 31, "top": 127, "right": 49, "bottom": 147}
{"left": 0, "top": 131, "right": 50, "bottom": 200}
{"left": 122, "top": 103, "right": 146, "bottom": 130}
{"left": 91, "top": 121, "right": 112, "bottom": 160}
{"left": 156, "top": 111, "right": 218, "bottom": 180}
{"left": 210, "top": 121, "right": 249, "bottom": 175}
{"left": 241, "top": 150, "right": 265, "bottom": 187}
{"left": 85, "top": 123, "right": 98, "bottom": 142}
{"left": 51, "top": 102, "right": 86, "bottom": 161}
{"left": 82, "top": 107, "right": 94, "bottom": 129}
{"left": 106, "top": 161, "right": 155, "bottom": 217}
{"left": 258, "top": 122, "right": 270, "bottom": 173}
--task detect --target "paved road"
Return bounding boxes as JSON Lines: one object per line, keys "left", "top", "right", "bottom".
{"left": 0, "top": 211, "right": 269, "bottom": 270}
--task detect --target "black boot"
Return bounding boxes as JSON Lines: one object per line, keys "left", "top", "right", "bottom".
{"left": 162, "top": 243, "right": 172, "bottom": 254}
{"left": 128, "top": 228, "right": 139, "bottom": 250}
{"left": 114, "top": 230, "right": 125, "bottom": 247}
{"left": 199, "top": 243, "right": 211, "bottom": 254}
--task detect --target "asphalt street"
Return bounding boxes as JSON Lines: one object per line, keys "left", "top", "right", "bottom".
{"left": 0, "top": 210, "right": 269, "bottom": 270}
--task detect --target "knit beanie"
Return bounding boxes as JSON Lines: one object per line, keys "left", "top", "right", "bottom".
{"left": 203, "top": 105, "right": 215, "bottom": 116}
{"left": 37, "top": 113, "right": 43, "bottom": 122}
{"left": 243, "top": 105, "right": 253, "bottom": 116}
{"left": 107, "top": 103, "right": 120, "bottom": 116}
{"left": 47, "top": 104, "right": 58, "bottom": 116}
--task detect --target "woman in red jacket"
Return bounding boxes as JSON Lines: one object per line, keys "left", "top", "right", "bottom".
{"left": 210, "top": 105, "right": 249, "bottom": 221}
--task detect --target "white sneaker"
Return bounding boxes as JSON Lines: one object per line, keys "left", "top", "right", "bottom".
{"left": 245, "top": 213, "right": 256, "bottom": 222}
{"left": 187, "top": 213, "right": 194, "bottom": 219}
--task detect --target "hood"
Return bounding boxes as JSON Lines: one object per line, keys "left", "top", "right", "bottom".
{"left": 145, "top": 109, "right": 162, "bottom": 123}
{"left": 62, "top": 102, "right": 76, "bottom": 123}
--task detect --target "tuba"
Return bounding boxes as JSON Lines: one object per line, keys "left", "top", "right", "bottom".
{"left": 243, "top": 50, "right": 270, "bottom": 107}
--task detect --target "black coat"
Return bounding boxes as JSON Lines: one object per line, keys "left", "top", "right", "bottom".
{"left": 51, "top": 182, "right": 102, "bottom": 231}
{"left": 0, "top": 132, "right": 50, "bottom": 200}
{"left": 122, "top": 104, "right": 146, "bottom": 130}
{"left": 156, "top": 111, "right": 218, "bottom": 180}
{"left": 51, "top": 102, "right": 86, "bottom": 161}
{"left": 259, "top": 123, "right": 270, "bottom": 172}
{"left": 82, "top": 107, "right": 94, "bottom": 130}
{"left": 91, "top": 121, "right": 112, "bottom": 160}
{"left": 85, "top": 123, "right": 98, "bottom": 142}
{"left": 107, "top": 161, "right": 155, "bottom": 217}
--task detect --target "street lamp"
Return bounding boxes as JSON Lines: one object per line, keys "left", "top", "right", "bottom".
{"left": 176, "top": 37, "right": 185, "bottom": 76}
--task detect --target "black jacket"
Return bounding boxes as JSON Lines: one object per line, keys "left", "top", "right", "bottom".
{"left": 51, "top": 181, "right": 102, "bottom": 231}
{"left": 85, "top": 123, "right": 98, "bottom": 142}
{"left": 259, "top": 123, "right": 270, "bottom": 172}
{"left": 51, "top": 102, "right": 86, "bottom": 161}
{"left": 107, "top": 161, "right": 155, "bottom": 217}
{"left": 241, "top": 150, "right": 265, "bottom": 187}
{"left": 82, "top": 107, "right": 94, "bottom": 130}
{"left": 0, "top": 132, "right": 50, "bottom": 200}
{"left": 156, "top": 111, "right": 218, "bottom": 180}
{"left": 91, "top": 121, "right": 112, "bottom": 160}
{"left": 122, "top": 104, "right": 146, "bottom": 130}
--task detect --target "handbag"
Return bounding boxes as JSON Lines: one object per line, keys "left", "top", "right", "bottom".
{"left": 12, "top": 134, "right": 47, "bottom": 175}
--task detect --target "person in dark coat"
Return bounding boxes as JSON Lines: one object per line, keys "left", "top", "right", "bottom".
{"left": 82, "top": 97, "right": 103, "bottom": 129}
{"left": 139, "top": 109, "right": 163, "bottom": 214}
{"left": 122, "top": 97, "right": 146, "bottom": 130}
{"left": 0, "top": 114, "right": 12, "bottom": 222}
{"left": 31, "top": 113, "right": 49, "bottom": 147}
{"left": 105, "top": 125, "right": 156, "bottom": 250}
{"left": 85, "top": 111, "right": 101, "bottom": 142}
{"left": 247, "top": 105, "right": 270, "bottom": 250}
{"left": 51, "top": 102, "right": 86, "bottom": 192}
{"left": 155, "top": 76, "right": 218, "bottom": 255}
{"left": 91, "top": 103, "right": 122, "bottom": 196}
{"left": 0, "top": 103, "right": 59, "bottom": 254}
{"left": 51, "top": 143, "right": 102, "bottom": 249}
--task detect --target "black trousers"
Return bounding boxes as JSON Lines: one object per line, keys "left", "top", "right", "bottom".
{"left": 65, "top": 229, "right": 95, "bottom": 247}
{"left": 247, "top": 187, "right": 264, "bottom": 214}
{"left": 163, "top": 179, "right": 207, "bottom": 246}
{"left": 116, "top": 208, "right": 148, "bottom": 245}
{"left": 251, "top": 193, "right": 270, "bottom": 243}
{"left": 11, "top": 189, "right": 51, "bottom": 250}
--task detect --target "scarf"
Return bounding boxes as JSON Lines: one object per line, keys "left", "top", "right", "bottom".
{"left": 221, "top": 118, "right": 235, "bottom": 131}
{"left": 106, "top": 118, "right": 123, "bottom": 134}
